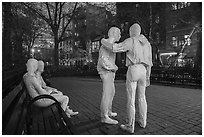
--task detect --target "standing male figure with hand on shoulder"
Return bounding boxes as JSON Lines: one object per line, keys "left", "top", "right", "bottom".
{"left": 97, "top": 27, "right": 123, "bottom": 124}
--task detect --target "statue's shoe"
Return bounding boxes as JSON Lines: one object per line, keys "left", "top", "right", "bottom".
{"left": 137, "top": 121, "right": 146, "bottom": 128}
{"left": 66, "top": 108, "right": 79, "bottom": 117}
{"left": 108, "top": 112, "right": 117, "bottom": 117}
{"left": 101, "top": 117, "right": 118, "bottom": 124}
{"left": 120, "top": 124, "right": 134, "bottom": 134}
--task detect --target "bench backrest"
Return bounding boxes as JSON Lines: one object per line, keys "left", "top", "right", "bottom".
{"left": 2, "top": 81, "right": 28, "bottom": 135}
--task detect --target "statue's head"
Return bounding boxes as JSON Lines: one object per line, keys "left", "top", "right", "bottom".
{"left": 38, "top": 60, "right": 44, "bottom": 73}
{"left": 26, "top": 58, "right": 38, "bottom": 74}
{"left": 129, "top": 23, "right": 141, "bottom": 37}
{"left": 108, "top": 27, "right": 121, "bottom": 42}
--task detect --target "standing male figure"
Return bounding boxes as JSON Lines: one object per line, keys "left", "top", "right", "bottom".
{"left": 97, "top": 27, "right": 123, "bottom": 124}
{"left": 101, "top": 23, "right": 153, "bottom": 133}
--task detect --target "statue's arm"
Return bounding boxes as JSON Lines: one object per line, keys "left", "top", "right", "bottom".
{"left": 41, "top": 76, "right": 47, "bottom": 88}
{"left": 101, "top": 38, "right": 113, "bottom": 51}
{"left": 101, "top": 38, "right": 129, "bottom": 53}
{"left": 32, "top": 78, "right": 51, "bottom": 95}
{"left": 116, "top": 38, "right": 133, "bottom": 52}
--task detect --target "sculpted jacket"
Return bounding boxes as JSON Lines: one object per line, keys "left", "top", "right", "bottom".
{"left": 101, "top": 35, "right": 153, "bottom": 85}
{"left": 97, "top": 39, "right": 118, "bottom": 75}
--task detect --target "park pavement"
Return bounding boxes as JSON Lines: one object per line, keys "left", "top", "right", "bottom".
{"left": 50, "top": 76, "right": 202, "bottom": 135}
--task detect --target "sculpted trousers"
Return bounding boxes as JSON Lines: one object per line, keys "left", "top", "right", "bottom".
{"left": 126, "top": 64, "right": 147, "bottom": 128}
{"left": 100, "top": 72, "right": 115, "bottom": 118}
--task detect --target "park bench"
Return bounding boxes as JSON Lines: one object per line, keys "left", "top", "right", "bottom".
{"left": 2, "top": 80, "right": 76, "bottom": 135}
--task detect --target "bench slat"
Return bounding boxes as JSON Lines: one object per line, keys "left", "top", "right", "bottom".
{"left": 29, "top": 104, "right": 58, "bottom": 135}
{"left": 59, "top": 107, "right": 76, "bottom": 134}
{"left": 15, "top": 100, "right": 28, "bottom": 135}
{"left": 51, "top": 105, "right": 72, "bottom": 134}
{"left": 48, "top": 113, "right": 59, "bottom": 135}
{"left": 42, "top": 106, "right": 53, "bottom": 134}
{"left": 49, "top": 105, "right": 62, "bottom": 134}
{"left": 3, "top": 92, "right": 27, "bottom": 135}
{"left": 2, "top": 83, "right": 23, "bottom": 116}
{"left": 38, "top": 109, "right": 46, "bottom": 135}
{"left": 28, "top": 106, "right": 41, "bottom": 134}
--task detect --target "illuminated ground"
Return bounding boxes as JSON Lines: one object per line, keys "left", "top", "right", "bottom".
{"left": 50, "top": 77, "right": 202, "bottom": 135}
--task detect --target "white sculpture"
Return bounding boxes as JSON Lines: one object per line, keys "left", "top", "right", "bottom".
{"left": 23, "top": 59, "right": 78, "bottom": 118}
{"left": 101, "top": 23, "right": 153, "bottom": 133}
{"left": 97, "top": 27, "right": 123, "bottom": 125}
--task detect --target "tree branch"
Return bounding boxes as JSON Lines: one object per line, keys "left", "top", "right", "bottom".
{"left": 23, "top": 3, "right": 50, "bottom": 25}
{"left": 45, "top": 2, "right": 53, "bottom": 25}
{"left": 59, "top": 13, "right": 71, "bottom": 20}
{"left": 59, "top": 2, "right": 78, "bottom": 42}
{"left": 57, "top": 2, "right": 63, "bottom": 30}
{"left": 61, "top": 2, "right": 65, "bottom": 7}
{"left": 54, "top": 2, "right": 59, "bottom": 26}
{"left": 59, "top": 35, "right": 73, "bottom": 42}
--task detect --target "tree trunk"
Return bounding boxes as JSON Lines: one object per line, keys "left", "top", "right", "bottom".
{"left": 149, "top": 2, "right": 153, "bottom": 43}
{"left": 14, "top": 33, "right": 24, "bottom": 64}
{"left": 2, "top": 2, "right": 12, "bottom": 67}
{"left": 54, "top": 37, "right": 59, "bottom": 66}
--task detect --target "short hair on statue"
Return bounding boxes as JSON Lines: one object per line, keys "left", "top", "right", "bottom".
{"left": 108, "top": 27, "right": 120, "bottom": 38}
{"left": 26, "top": 58, "right": 38, "bottom": 73}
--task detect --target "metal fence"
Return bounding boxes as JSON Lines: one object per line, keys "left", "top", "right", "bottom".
{"left": 6, "top": 65, "right": 200, "bottom": 90}
{"left": 150, "top": 67, "right": 201, "bottom": 88}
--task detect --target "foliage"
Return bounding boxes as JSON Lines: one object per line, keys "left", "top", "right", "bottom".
{"left": 3, "top": 2, "right": 116, "bottom": 67}
{"left": 10, "top": 3, "right": 47, "bottom": 55}
{"left": 22, "top": 2, "right": 116, "bottom": 66}
{"left": 2, "top": 2, "right": 48, "bottom": 68}
{"left": 23, "top": 2, "right": 79, "bottom": 66}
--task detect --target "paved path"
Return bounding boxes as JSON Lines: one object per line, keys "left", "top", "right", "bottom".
{"left": 50, "top": 77, "right": 202, "bottom": 135}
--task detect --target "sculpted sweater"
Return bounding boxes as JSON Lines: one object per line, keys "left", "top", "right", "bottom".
{"left": 97, "top": 39, "right": 118, "bottom": 75}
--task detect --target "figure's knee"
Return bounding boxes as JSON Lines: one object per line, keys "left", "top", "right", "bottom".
{"left": 58, "top": 91, "right": 63, "bottom": 95}
{"left": 130, "top": 103, "right": 135, "bottom": 108}
{"left": 138, "top": 93, "right": 146, "bottom": 104}
{"left": 127, "top": 99, "right": 135, "bottom": 108}
{"left": 61, "top": 95, "right": 69, "bottom": 103}
{"left": 138, "top": 97, "right": 146, "bottom": 102}
{"left": 65, "top": 96, "right": 69, "bottom": 102}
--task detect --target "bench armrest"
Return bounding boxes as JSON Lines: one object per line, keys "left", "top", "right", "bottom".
{"left": 29, "top": 94, "right": 59, "bottom": 105}
{"left": 27, "top": 94, "right": 64, "bottom": 116}
{"left": 27, "top": 94, "right": 62, "bottom": 112}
